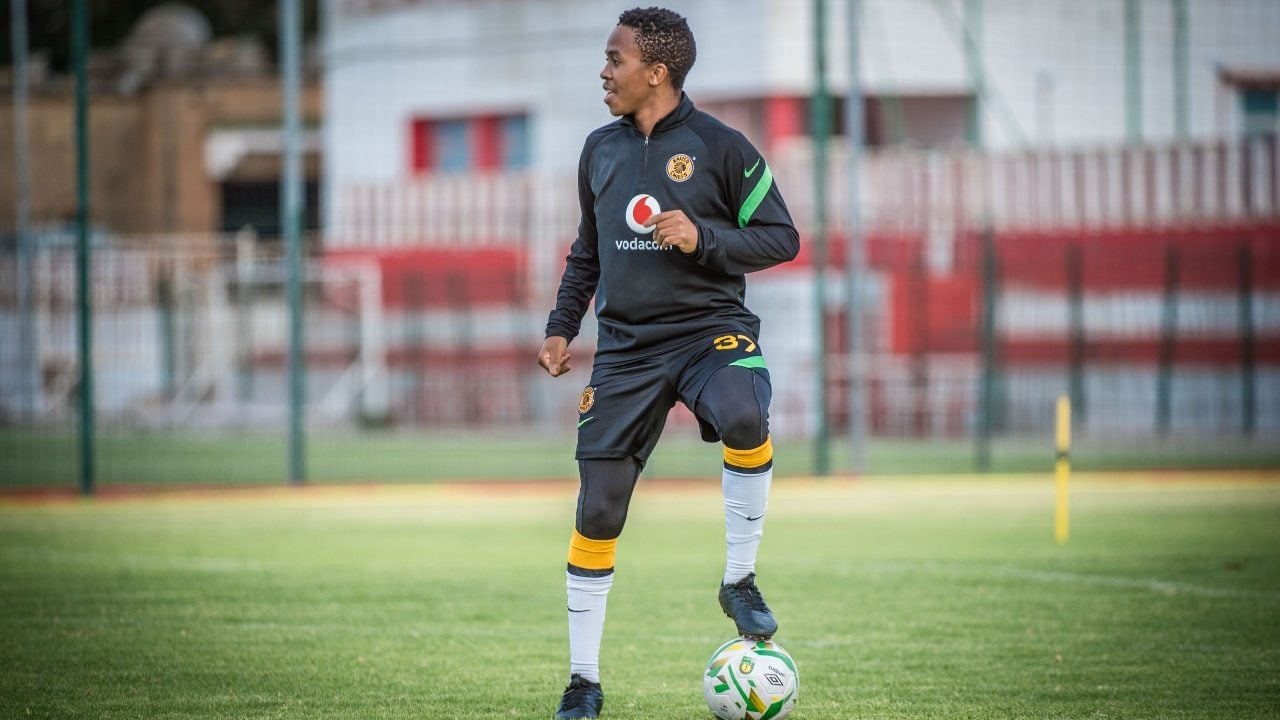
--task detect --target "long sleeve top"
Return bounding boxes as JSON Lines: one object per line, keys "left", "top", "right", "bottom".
{"left": 545, "top": 93, "right": 799, "bottom": 363}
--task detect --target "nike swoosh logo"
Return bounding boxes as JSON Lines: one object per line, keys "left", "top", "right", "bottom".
{"left": 744, "top": 158, "right": 762, "bottom": 178}
{"left": 745, "top": 514, "right": 764, "bottom": 521}
{"left": 567, "top": 607, "right": 590, "bottom": 613}
{"left": 577, "top": 416, "right": 595, "bottom": 429}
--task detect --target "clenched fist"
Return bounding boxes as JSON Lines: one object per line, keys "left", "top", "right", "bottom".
{"left": 537, "top": 336, "right": 572, "bottom": 377}
{"left": 644, "top": 209, "right": 699, "bottom": 254}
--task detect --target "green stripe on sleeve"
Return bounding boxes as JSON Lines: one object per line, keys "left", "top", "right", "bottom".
{"left": 737, "top": 164, "right": 773, "bottom": 228}
{"left": 729, "top": 356, "right": 767, "bottom": 370}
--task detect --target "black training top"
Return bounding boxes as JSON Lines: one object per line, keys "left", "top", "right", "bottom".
{"left": 544, "top": 93, "right": 799, "bottom": 363}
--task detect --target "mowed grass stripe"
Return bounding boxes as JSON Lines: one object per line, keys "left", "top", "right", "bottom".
{"left": 1, "top": 474, "right": 1277, "bottom": 719}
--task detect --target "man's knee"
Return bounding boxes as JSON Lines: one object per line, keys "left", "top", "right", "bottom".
{"left": 578, "top": 494, "right": 630, "bottom": 539}
{"left": 575, "top": 458, "right": 640, "bottom": 540}
{"left": 699, "top": 367, "right": 771, "bottom": 450}
{"left": 718, "top": 402, "right": 767, "bottom": 450}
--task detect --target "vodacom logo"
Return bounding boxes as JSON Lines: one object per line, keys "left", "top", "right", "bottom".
{"left": 625, "top": 194, "right": 661, "bottom": 234}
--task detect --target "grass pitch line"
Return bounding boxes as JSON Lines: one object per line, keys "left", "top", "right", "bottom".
{"left": 2, "top": 544, "right": 279, "bottom": 574}
{"left": 853, "top": 558, "right": 1280, "bottom": 601}
{"left": 985, "top": 564, "right": 1280, "bottom": 601}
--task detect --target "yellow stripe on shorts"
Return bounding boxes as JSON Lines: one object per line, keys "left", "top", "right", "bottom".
{"left": 723, "top": 436, "right": 773, "bottom": 469}
{"left": 567, "top": 529, "right": 617, "bottom": 571}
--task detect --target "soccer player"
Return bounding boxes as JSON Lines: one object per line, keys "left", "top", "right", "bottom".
{"left": 537, "top": 7, "right": 799, "bottom": 718}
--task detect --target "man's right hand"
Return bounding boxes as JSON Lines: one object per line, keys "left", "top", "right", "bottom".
{"left": 537, "top": 336, "right": 571, "bottom": 377}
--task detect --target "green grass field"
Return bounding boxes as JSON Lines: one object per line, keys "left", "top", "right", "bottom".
{"left": 2, "top": 473, "right": 1279, "bottom": 719}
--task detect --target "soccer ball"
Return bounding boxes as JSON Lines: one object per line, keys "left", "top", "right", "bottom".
{"left": 702, "top": 637, "right": 798, "bottom": 720}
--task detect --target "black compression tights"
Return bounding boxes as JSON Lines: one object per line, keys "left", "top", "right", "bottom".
{"left": 575, "top": 457, "right": 641, "bottom": 540}
{"left": 574, "top": 366, "right": 771, "bottom": 540}
{"left": 694, "top": 365, "right": 771, "bottom": 451}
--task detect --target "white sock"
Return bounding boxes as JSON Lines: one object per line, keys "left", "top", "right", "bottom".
{"left": 723, "top": 465, "right": 771, "bottom": 585}
{"left": 566, "top": 571, "right": 612, "bottom": 683}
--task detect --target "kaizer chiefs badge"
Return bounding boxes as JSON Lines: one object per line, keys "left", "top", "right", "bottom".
{"left": 666, "top": 153, "right": 694, "bottom": 182}
{"left": 578, "top": 386, "right": 595, "bottom": 414}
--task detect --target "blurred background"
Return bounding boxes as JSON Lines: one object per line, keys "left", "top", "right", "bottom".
{"left": 1, "top": 0, "right": 1277, "bottom": 490}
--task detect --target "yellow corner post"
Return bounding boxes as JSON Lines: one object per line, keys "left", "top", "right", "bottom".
{"left": 1054, "top": 394, "right": 1071, "bottom": 544}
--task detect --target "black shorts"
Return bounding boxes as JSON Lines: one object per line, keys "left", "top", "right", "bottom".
{"left": 574, "top": 329, "right": 771, "bottom": 464}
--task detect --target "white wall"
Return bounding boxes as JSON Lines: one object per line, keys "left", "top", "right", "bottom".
{"left": 934, "top": 0, "right": 1280, "bottom": 148}
{"left": 324, "top": 0, "right": 774, "bottom": 180}
{"left": 324, "top": 0, "right": 1280, "bottom": 229}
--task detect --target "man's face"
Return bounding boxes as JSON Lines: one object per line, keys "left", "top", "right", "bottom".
{"left": 600, "top": 25, "right": 654, "bottom": 117}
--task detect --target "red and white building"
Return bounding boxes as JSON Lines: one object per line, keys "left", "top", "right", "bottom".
{"left": 321, "top": 0, "right": 1280, "bottom": 437}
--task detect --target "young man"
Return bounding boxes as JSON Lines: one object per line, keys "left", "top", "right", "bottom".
{"left": 537, "top": 7, "right": 799, "bottom": 718}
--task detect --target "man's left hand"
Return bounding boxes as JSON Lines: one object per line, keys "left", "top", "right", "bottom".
{"left": 645, "top": 210, "right": 699, "bottom": 254}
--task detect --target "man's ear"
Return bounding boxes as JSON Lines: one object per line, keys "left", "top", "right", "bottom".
{"left": 648, "top": 63, "right": 670, "bottom": 87}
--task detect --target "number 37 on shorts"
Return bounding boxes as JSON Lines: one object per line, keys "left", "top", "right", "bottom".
{"left": 710, "top": 333, "right": 767, "bottom": 370}
{"left": 716, "top": 333, "right": 752, "bottom": 351}
{"left": 713, "top": 334, "right": 757, "bottom": 353}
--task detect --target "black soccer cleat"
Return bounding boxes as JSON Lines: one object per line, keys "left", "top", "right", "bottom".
{"left": 718, "top": 572, "right": 778, "bottom": 640}
{"left": 554, "top": 674, "right": 604, "bottom": 719}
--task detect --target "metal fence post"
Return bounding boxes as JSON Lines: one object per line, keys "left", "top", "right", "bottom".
{"left": 1239, "top": 243, "right": 1256, "bottom": 435}
{"left": 1156, "top": 243, "right": 1179, "bottom": 436}
{"left": 73, "top": 0, "right": 94, "bottom": 496}
{"left": 1067, "top": 243, "right": 1086, "bottom": 425}
{"left": 976, "top": 227, "right": 997, "bottom": 471}
{"left": 812, "top": 0, "right": 831, "bottom": 475}
{"left": 158, "top": 263, "right": 177, "bottom": 400}
{"left": 281, "top": 0, "right": 306, "bottom": 484}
